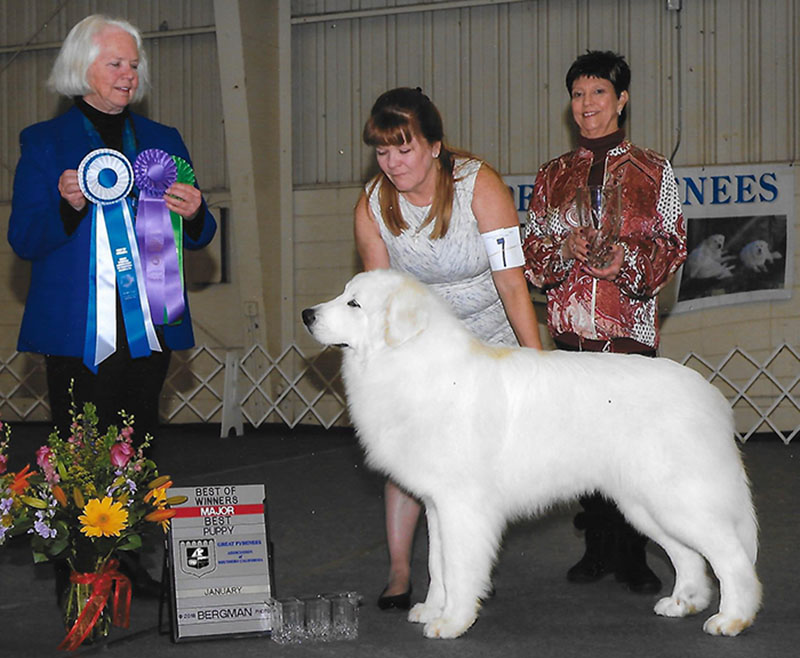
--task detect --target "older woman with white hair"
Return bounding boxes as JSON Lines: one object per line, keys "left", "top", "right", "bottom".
{"left": 8, "top": 15, "right": 216, "bottom": 444}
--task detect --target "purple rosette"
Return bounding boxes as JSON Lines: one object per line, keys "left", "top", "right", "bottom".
{"left": 134, "top": 149, "right": 177, "bottom": 197}
{"left": 133, "top": 149, "right": 184, "bottom": 325}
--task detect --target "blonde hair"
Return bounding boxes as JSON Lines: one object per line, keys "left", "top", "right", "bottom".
{"left": 47, "top": 14, "right": 149, "bottom": 103}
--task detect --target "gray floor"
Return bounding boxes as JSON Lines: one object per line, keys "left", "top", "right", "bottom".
{"left": 1, "top": 424, "right": 798, "bottom": 657}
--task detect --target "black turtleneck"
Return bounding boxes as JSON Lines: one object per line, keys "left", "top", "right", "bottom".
{"left": 578, "top": 128, "right": 625, "bottom": 187}
{"left": 75, "top": 97, "right": 129, "bottom": 152}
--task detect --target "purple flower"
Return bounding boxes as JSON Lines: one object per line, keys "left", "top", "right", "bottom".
{"left": 32, "top": 519, "right": 56, "bottom": 539}
{"left": 31, "top": 510, "right": 56, "bottom": 540}
{"left": 110, "top": 441, "right": 135, "bottom": 469}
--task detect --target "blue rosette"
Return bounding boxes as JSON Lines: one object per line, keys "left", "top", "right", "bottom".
{"left": 77, "top": 149, "right": 134, "bottom": 205}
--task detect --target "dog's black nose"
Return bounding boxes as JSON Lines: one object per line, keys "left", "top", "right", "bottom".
{"left": 302, "top": 308, "right": 316, "bottom": 328}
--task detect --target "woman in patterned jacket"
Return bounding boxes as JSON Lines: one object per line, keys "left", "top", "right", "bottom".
{"left": 523, "top": 50, "right": 686, "bottom": 594}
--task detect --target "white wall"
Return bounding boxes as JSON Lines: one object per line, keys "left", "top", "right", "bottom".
{"left": 1, "top": 0, "right": 798, "bottom": 429}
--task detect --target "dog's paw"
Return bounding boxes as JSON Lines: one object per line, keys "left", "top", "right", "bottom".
{"left": 702, "top": 613, "right": 753, "bottom": 637}
{"left": 408, "top": 603, "right": 441, "bottom": 624}
{"left": 654, "top": 596, "right": 697, "bottom": 617}
{"left": 654, "top": 586, "right": 711, "bottom": 618}
{"left": 422, "top": 615, "right": 476, "bottom": 639}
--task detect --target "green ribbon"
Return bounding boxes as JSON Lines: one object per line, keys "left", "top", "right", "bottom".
{"left": 166, "top": 156, "right": 195, "bottom": 324}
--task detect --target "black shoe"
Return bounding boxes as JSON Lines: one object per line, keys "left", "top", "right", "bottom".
{"left": 614, "top": 530, "right": 662, "bottom": 594}
{"left": 567, "top": 519, "right": 612, "bottom": 584}
{"left": 566, "top": 552, "right": 611, "bottom": 583}
{"left": 615, "top": 559, "right": 662, "bottom": 594}
{"left": 377, "top": 585, "right": 412, "bottom": 610}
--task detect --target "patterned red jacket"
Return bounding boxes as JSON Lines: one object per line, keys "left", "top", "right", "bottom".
{"left": 522, "top": 140, "right": 686, "bottom": 349}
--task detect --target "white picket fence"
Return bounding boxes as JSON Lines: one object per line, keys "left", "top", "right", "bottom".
{"left": 1, "top": 343, "right": 798, "bottom": 444}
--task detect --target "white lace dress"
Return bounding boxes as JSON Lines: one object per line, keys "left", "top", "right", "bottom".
{"left": 366, "top": 158, "right": 516, "bottom": 345}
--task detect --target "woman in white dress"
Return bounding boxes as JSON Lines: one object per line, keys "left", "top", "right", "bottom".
{"left": 354, "top": 87, "right": 542, "bottom": 609}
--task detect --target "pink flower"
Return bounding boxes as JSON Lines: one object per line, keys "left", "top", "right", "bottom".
{"left": 36, "top": 445, "right": 51, "bottom": 469}
{"left": 35, "top": 446, "right": 59, "bottom": 484}
{"left": 110, "top": 441, "right": 135, "bottom": 469}
{"left": 0, "top": 453, "right": 7, "bottom": 475}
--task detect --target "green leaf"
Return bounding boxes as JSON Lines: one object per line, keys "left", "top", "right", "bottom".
{"left": 32, "top": 550, "right": 49, "bottom": 564}
{"left": 49, "top": 537, "right": 69, "bottom": 556}
{"left": 116, "top": 534, "right": 142, "bottom": 551}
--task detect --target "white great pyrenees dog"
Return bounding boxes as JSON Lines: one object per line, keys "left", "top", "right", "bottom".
{"left": 302, "top": 269, "right": 761, "bottom": 640}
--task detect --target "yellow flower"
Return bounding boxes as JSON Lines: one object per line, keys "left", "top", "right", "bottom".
{"left": 148, "top": 486, "right": 168, "bottom": 507}
{"left": 78, "top": 497, "right": 129, "bottom": 538}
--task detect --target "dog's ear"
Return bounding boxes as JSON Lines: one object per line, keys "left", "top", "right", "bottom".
{"left": 384, "top": 282, "right": 429, "bottom": 347}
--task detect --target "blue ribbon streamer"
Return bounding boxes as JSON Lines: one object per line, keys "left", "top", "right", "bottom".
{"left": 105, "top": 200, "right": 152, "bottom": 359}
{"left": 79, "top": 148, "right": 161, "bottom": 372}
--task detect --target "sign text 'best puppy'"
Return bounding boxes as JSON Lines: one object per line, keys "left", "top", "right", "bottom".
{"left": 168, "top": 483, "right": 273, "bottom": 641}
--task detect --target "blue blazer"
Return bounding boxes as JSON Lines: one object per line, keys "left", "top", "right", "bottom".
{"left": 8, "top": 105, "right": 217, "bottom": 357}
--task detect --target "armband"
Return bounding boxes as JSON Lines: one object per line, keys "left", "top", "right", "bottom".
{"left": 481, "top": 226, "right": 525, "bottom": 271}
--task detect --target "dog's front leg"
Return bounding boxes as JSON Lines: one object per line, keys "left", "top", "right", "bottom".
{"left": 421, "top": 497, "right": 495, "bottom": 639}
{"left": 408, "top": 498, "right": 445, "bottom": 624}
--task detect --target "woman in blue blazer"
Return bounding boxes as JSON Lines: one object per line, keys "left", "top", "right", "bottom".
{"left": 8, "top": 15, "right": 216, "bottom": 442}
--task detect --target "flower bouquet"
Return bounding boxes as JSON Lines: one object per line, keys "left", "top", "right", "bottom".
{"left": 0, "top": 401, "right": 185, "bottom": 650}
{"left": 0, "top": 420, "right": 35, "bottom": 545}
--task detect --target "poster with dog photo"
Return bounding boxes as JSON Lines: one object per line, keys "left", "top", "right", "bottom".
{"left": 670, "top": 163, "right": 794, "bottom": 313}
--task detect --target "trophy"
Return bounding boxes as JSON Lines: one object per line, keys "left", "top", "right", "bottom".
{"left": 575, "top": 184, "right": 622, "bottom": 269}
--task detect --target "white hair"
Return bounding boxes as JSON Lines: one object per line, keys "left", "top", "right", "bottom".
{"left": 47, "top": 14, "right": 149, "bottom": 103}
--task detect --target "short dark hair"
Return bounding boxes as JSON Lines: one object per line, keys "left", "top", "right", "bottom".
{"left": 565, "top": 50, "right": 631, "bottom": 125}
{"left": 566, "top": 50, "right": 630, "bottom": 95}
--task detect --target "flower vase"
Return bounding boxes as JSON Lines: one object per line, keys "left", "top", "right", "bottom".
{"left": 58, "top": 557, "right": 130, "bottom": 650}
{"left": 61, "top": 573, "right": 112, "bottom": 646}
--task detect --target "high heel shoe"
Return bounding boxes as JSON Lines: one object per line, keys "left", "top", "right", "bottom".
{"left": 377, "top": 584, "right": 412, "bottom": 610}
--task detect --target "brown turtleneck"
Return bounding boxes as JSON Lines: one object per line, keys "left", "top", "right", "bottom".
{"left": 578, "top": 128, "right": 625, "bottom": 187}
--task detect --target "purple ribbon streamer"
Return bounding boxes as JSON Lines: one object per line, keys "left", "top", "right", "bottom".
{"left": 133, "top": 150, "right": 184, "bottom": 324}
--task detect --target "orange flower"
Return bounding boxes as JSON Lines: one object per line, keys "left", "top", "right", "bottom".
{"left": 52, "top": 485, "right": 68, "bottom": 508}
{"left": 9, "top": 464, "right": 35, "bottom": 494}
{"left": 144, "top": 507, "right": 176, "bottom": 532}
{"left": 145, "top": 508, "right": 176, "bottom": 522}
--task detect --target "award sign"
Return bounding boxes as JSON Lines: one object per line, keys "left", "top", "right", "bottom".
{"left": 167, "top": 484, "right": 274, "bottom": 641}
